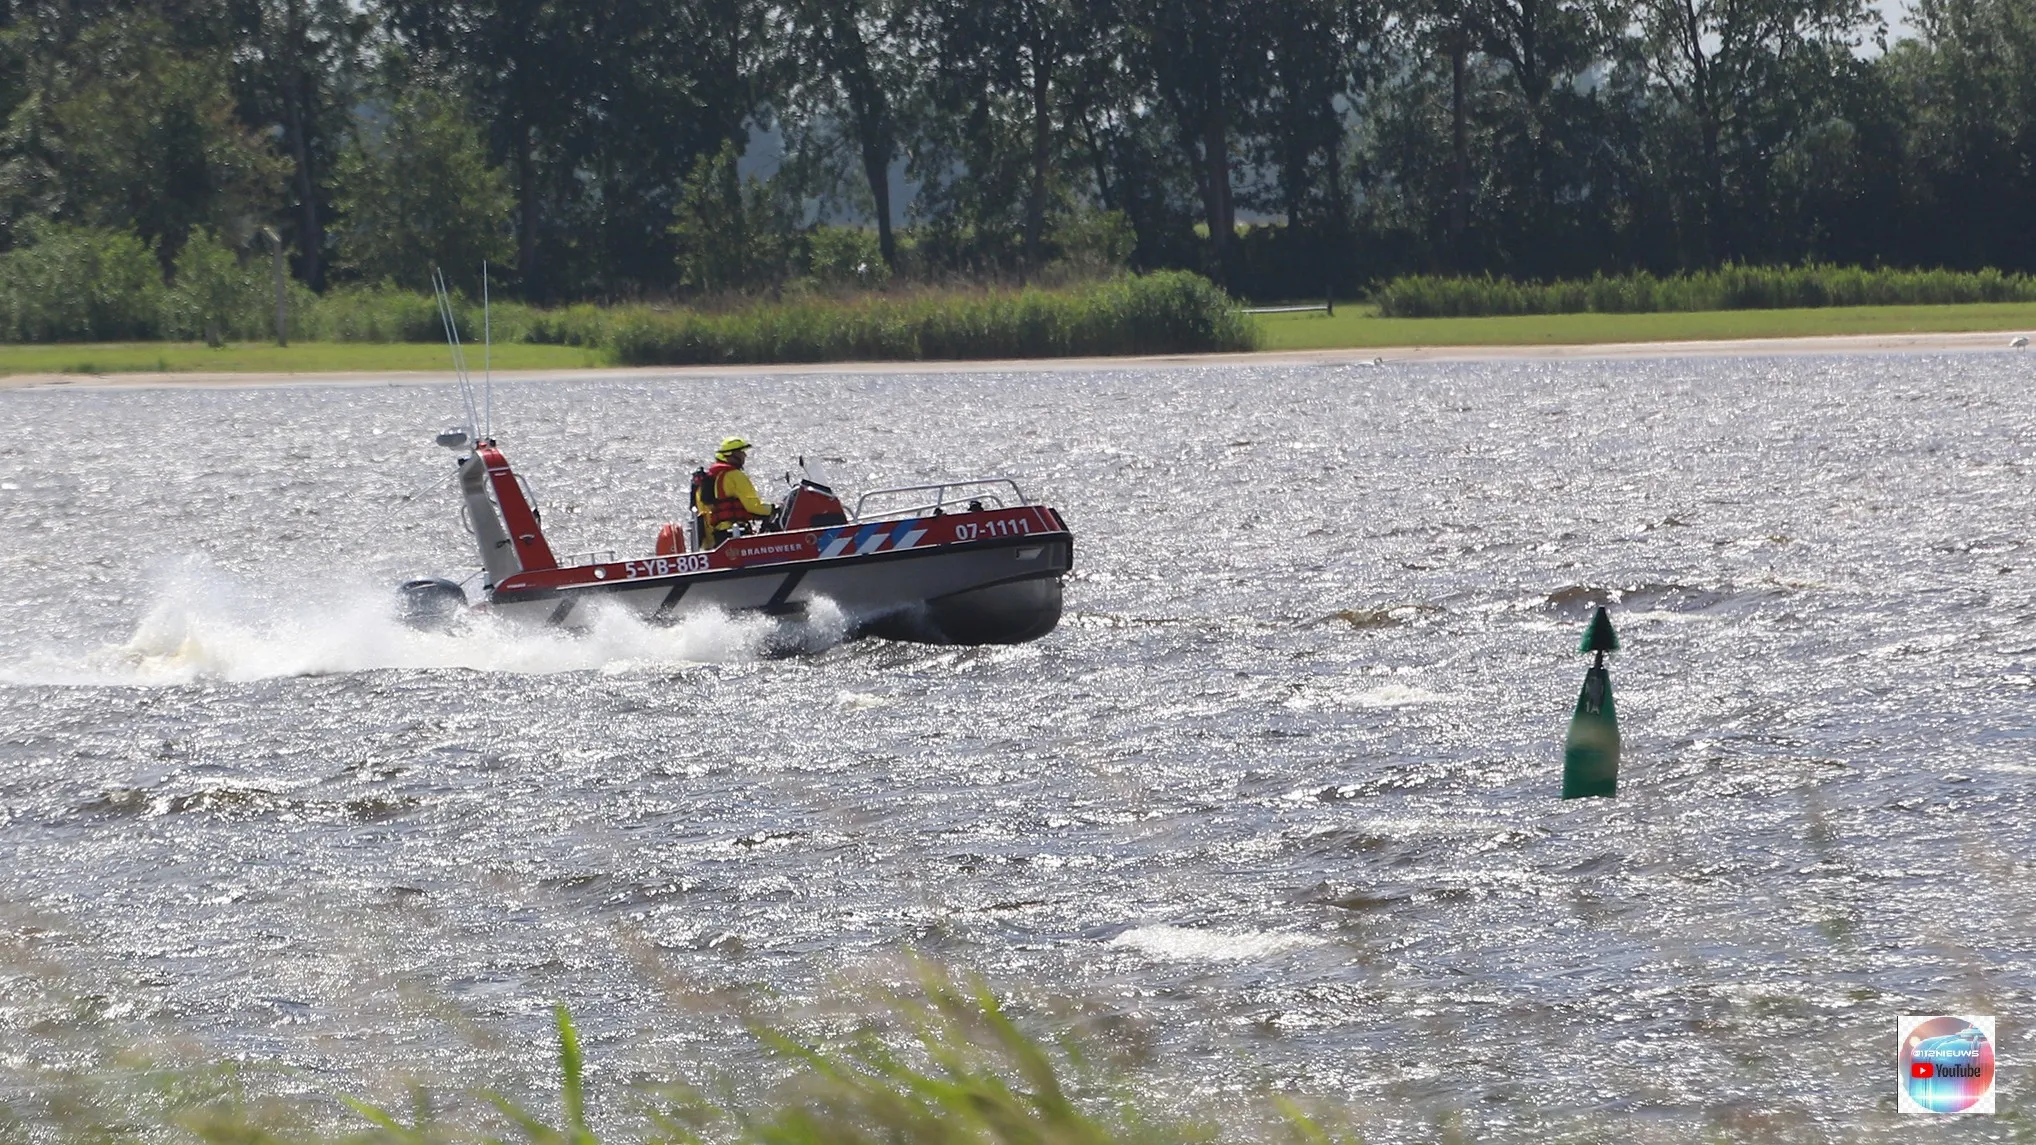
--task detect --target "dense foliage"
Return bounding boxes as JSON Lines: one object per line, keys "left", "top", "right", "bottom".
{"left": 1375, "top": 265, "right": 2036, "bottom": 316}
{"left": 0, "top": 0, "right": 2029, "bottom": 306}
{"left": 0, "top": 262, "right": 1252, "bottom": 360}
{"left": 604, "top": 271, "right": 1258, "bottom": 363}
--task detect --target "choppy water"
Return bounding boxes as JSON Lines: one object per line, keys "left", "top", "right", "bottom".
{"left": 1, "top": 356, "right": 2031, "bottom": 1140}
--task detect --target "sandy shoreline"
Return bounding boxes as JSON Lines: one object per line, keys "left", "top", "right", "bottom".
{"left": 2, "top": 328, "right": 2029, "bottom": 391}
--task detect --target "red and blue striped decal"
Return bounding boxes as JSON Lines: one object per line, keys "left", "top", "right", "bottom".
{"left": 818, "top": 518, "right": 928, "bottom": 558}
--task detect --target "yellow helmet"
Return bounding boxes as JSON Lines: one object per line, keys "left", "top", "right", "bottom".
{"left": 716, "top": 436, "right": 753, "bottom": 458}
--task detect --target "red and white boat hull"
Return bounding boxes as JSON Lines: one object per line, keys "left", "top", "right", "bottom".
{"left": 489, "top": 512, "right": 1071, "bottom": 644}
{"left": 440, "top": 443, "right": 1073, "bottom": 645}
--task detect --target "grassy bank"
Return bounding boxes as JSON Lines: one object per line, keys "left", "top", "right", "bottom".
{"left": 10, "top": 299, "right": 2036, "bottom": 379}
{"left": 0, "top": 272, "right": 1256, "bottom": 375}
{"left": 0, "top": 340, "right": 605, "bottom": 376}
{"left": 1374, "top": 264, "right": 2036, "bottom": 317}
{"left": 1252, "top": 301, "right": 2036, "bottom": 352}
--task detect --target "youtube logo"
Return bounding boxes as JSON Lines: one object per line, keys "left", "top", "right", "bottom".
{"left": 1912, "top": 1063, "right": 1935, "bottom": 1079}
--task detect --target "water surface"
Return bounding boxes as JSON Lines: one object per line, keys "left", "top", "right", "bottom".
{"left": 0, "top": 356, "right": 2029, "bottom": 1139}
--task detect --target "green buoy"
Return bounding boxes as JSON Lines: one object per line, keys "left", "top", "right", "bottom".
{"left": 1562, "top": 606, "right": 1620, "bottom": 799}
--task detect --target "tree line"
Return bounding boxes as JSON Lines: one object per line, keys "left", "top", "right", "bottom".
{"left": 0, "top": 0, "right": 2029, "bottom": 305}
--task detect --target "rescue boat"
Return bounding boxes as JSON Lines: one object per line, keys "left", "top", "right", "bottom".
{"left": 403, "top": 436, "right": 1074, "bottom": 645}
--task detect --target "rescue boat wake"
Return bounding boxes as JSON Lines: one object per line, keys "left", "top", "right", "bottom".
{"left": 0, "top": 560, "right": 852, "bottom": 686}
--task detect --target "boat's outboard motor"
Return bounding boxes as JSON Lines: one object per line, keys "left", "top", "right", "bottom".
{"left": 398, "top": 577, "right": 468, "bottom": 630}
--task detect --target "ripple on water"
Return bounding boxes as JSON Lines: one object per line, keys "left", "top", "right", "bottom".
{"left": 0, "top": 357, "right": 2032, "bottom": 1137}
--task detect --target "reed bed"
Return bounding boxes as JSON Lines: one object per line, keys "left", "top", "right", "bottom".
{"left": 0, "top": 227, "right": 1254, "bottom": 364}
{"left": 602, "top": 272, "right": 1256, "bottom": 364}
{"left": 294, "top": 291, "right": 611, "bottom": 347}
{"left": 1375, "top": 265, "right": 2036, "bottom": 318}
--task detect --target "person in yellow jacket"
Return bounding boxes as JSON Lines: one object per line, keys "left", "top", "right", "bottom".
{"left": 694, "top": 436, "right": 777, "bottom": 547}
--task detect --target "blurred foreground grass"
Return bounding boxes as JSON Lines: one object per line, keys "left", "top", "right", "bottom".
{"left": 6, "top": 950, "right": 2012, "bottom": 1143}
{"left": 5, "top": 966, "right": 1352, "bottom": 1145}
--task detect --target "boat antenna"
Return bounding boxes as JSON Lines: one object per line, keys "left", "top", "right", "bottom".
{"left": 433, "top": 267, "right": 481, "bottom": 441}
{"left": 482, "top": 260, "right": 493, "bottom": 441}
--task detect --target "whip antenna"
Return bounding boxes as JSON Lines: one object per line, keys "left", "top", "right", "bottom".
{"left": 433, "top": 267, "right": 481, "bottom": 439}
{"left": 482, "top": 260, "right": 493, "bottom": 440}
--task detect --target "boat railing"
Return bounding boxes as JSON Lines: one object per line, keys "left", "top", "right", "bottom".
{"left": 853, "top": 478, "right": 1028, "bottom": 521}
{"left": 560, "top": 549, "right": 616, "bottom": 568}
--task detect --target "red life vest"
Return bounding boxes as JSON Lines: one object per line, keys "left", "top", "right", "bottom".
{"left": 697, "top": 461, "right": 764, "bottom": 531}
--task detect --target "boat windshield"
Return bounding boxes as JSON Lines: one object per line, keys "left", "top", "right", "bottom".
{"left": 798, "top": 455, "right": 835, "bottom": 489}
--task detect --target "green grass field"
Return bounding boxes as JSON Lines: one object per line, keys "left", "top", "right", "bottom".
{"left": 0, "top": 340, "right": 606, "bottom": 376}
{"left": 7, "top": 300, "right": 2036, "bottom": 377}
{"left": 1252, "top": 300, "right": 2036, "bottom": 350}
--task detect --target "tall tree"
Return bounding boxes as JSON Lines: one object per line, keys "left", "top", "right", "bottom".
{"left": 1631, "top": 0, "right": 1878, "bottom": 261}
{"left": 1463, "top": 0, "right": 1613, "bottom": 268}
{"left": 914, "top": 0, "right": 1093, "bottom": 272}
{"left": 1893, "top": 0, "right": 2036, "bottom": 268}
{"left": 1064, "top": 6, "right": 1202, "bottom": 272}
{"left": 1347, "top": 20, "right": 1488, "bottom": 274}
{"left": 5, "top": 9, "right": 282, "bottom": 265}
{"left": 228, "top": 0, "right": 368, "bottom": 288}
{"left": 380, "top": 0, "right": 775, "bottom": 297}
{"left": 670, "top": 138, "right": 796, "bottom": 292}
{"left": 785, "top": 0, "right": 916, "bottom": 269}
{"left": 1249, "top": 0, "right": 1380, "bottom": 289}
{"left": 378, "top": 0, "right": 578, "bottom": 294}
{"left": 329, "top": 85, "right": 512, "bottom": 290}
{"left": 1127, "top": 0, "right": 1270, "bottom": 283}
